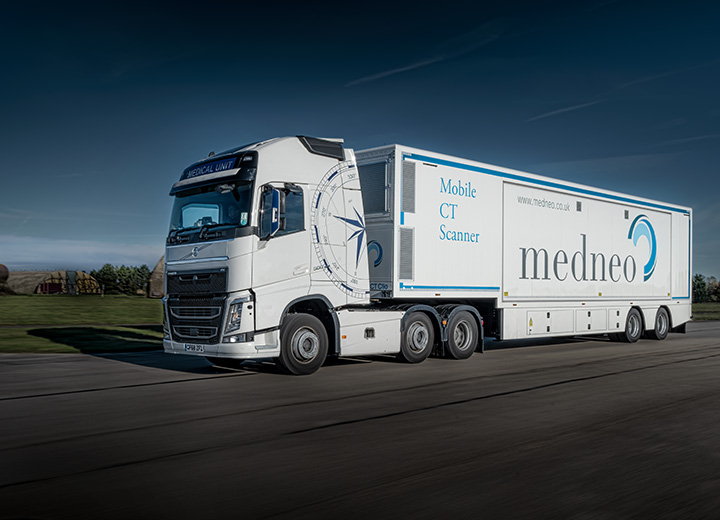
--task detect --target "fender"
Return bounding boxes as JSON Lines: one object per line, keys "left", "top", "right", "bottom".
{"left": 279, "top": 294, "right": 341, "bottom": 354}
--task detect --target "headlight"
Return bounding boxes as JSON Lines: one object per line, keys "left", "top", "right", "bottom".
{"left": 225, "top": 295, "right": 252, "bottom": 334}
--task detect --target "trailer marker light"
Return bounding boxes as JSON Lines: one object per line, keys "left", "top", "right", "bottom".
{"left": 504, "top": 292, "right": 508, "bottom": 296}
{"left": 442, "top": 320, "right": 447, "bottom": 326}
{"left": 598, "top": 292, "right": 602, "bottom": 296}
{"left": 341, "top": 335, "right": 347, "bottom": 339}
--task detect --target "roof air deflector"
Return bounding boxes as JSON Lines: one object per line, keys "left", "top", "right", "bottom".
{"left": 297, "top": 136, "right": 344, "bottom": 160}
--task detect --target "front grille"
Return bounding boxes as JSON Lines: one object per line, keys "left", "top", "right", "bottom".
{"left": 166, "top": 269, "right": 227, "bottom": 295}
{"left": 167, "top": 295, "right": 226, "bottom": 344}
{"left": 170, "top": 306, "right": 221, "bottom": 319}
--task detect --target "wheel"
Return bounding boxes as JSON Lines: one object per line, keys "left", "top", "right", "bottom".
{"left": 620, "top": 308, "right": 643, "bottom": 343}
{"left": 398, "top": 312, "right": 434, "bottom": 363}
{"left": 205, "top": 356, "right": 243, "bottom": 369}
{"left": 277, "top": 314, "right": 328, "bottom": 375}
{"left": 446, "top": 311, "right": 478, "bottom": 360}
{"left": 645, "top": 307, "right": 669, "bottom": 340}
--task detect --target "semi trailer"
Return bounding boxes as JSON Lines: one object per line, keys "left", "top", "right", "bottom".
{"left": 162, "top": 136, "right": 692, "bottom": 374}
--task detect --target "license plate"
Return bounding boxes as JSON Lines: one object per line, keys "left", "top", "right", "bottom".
{"left": 184, "top": 344, "right": 205, "bottom": 353}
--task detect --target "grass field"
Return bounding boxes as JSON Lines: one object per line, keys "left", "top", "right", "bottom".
{"left": 0, "top": 294, "right": 163, "bottom": 354}
{"left": 0, "top": 294, "right": 162, "bottom": 326}
{"left": 691, "top": 302, "right": 720, "bottom": 321}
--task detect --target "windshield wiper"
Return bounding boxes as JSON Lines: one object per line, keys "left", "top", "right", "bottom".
{"left": 168, "top": 228, "right": 191, "bottom": 244}
{"left": 199, "top": 223, "right": 237, "bottom": 239}
{"left": 168, "top": 223, "right": 237, "bottom": 243}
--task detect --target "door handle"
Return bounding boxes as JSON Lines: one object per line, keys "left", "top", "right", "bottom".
{"left": 293, "top": 265, "right": 309, "bottom": 276}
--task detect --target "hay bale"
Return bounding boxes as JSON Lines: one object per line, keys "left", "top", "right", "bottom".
{"left": 6, "top": 271, "right": 52, "bottom": 294}
{"left": 148, "top": 257, "right": 165, "bottom": 298}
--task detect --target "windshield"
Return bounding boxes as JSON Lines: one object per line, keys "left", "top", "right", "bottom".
{"left": 169, "top": 182, "right": 253, "bottom": 234}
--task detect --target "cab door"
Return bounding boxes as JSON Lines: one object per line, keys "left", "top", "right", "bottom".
{"left": 252, "top": 184, "right": 311, "bottom": 331}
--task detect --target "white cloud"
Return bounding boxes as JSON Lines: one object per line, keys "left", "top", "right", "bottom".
{"left": 526, "top": 100, "right": 603, "bottom": 122}
{"left": 345, "top": 20, "right": 507, "bottom": 87}
{"left": 345, "top": 57, "right": 444, "bottom": 87}
{"left": 534, "top": 152, "right": 679, "bottom": 173}
{"left": 644, "top": 134, "right": 720, "bottom": 149}
{"left": 618, "top": 58, "right": 720, "bottom": 89}
{"left": 526, "top": 59, "right": 720, "bottom": 123}
{"left": 0, "top": 235, "right": 163, "bottom": 271}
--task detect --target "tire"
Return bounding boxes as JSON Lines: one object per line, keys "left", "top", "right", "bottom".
{"left": 446, "top": 311, "right": 478, "bottom": 360}
{"left": 398, "top": 312, "right": 434, "bottom": 363}
{"left": 645, "top": 307, "right": 669, "bottom": 340}
{"left": 205, "top": 357, "right": 243, "bottom": 369}
{"left": 620, "top": 308, "right": 643, "bottom": 343}
{"left": 277, "top": 313, "right": 328, "bottom": 375}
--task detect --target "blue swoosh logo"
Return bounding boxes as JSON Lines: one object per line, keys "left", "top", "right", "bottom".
{"left": 367, "top": 240, "right": 383, "bottom": 267}
{"left": 628, "top": 214, "right": 657, "bottom": 281}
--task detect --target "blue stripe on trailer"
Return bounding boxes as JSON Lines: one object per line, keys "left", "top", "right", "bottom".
{"left": 315, "top": 193, "right": 322, "bottom": 208}
{"left": 399, "top": 282, "right": 500, "bottom": 291}
{"left": 328, "top": 171, "right": 339, "bottom": 181}
{"left": 404, "top": 153, "right": 690, "bottom": 215}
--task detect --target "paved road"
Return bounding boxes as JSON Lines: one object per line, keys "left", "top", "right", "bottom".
{"left": 2, "top": 322, "right": 720, "bottom": 519}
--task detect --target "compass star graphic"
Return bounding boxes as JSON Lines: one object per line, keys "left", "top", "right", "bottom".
{"left": 334, "top": 207, "right": 365, "bottom": 269}
{"left": 311, "top": 160, "right": 370, "bottom": 300}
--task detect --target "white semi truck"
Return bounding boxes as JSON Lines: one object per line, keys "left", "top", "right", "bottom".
{"left": 163, "top": 136, "right": 692, "bottom": 374}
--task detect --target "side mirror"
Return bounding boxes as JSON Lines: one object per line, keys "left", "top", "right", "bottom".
{"left": 269, "top": 188, "right": 286, "bottom": 238}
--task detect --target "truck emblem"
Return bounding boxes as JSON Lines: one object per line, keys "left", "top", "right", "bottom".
{"left": 180, "top": 243, "right": 212, "bottom": 261}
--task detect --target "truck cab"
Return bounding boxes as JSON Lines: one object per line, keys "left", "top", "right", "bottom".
{"left": 163, "top": 136, "right": 405, "bottom": 374}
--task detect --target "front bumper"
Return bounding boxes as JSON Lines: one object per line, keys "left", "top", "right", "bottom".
{"left": 163, "top": 329, "right": 280, "bottom": 359}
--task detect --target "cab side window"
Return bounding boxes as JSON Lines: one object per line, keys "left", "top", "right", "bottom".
{"left": 283, "top": 189, "right": 304, "bottom": 234}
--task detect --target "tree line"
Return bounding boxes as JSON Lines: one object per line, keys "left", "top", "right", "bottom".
{"left": 90, "top": 264, "right": 151, "bottom": 296}
{"left": 693, "top": 274, "right": 720, "bottom": 303}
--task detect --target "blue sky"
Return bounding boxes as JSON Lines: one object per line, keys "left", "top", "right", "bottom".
{"left": 1, "top": 0, "right": 718, "bottom": 275}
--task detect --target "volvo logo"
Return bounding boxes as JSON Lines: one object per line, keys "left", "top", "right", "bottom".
{"left": 180, "top": 244, "right": 212, "bottom": 261}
